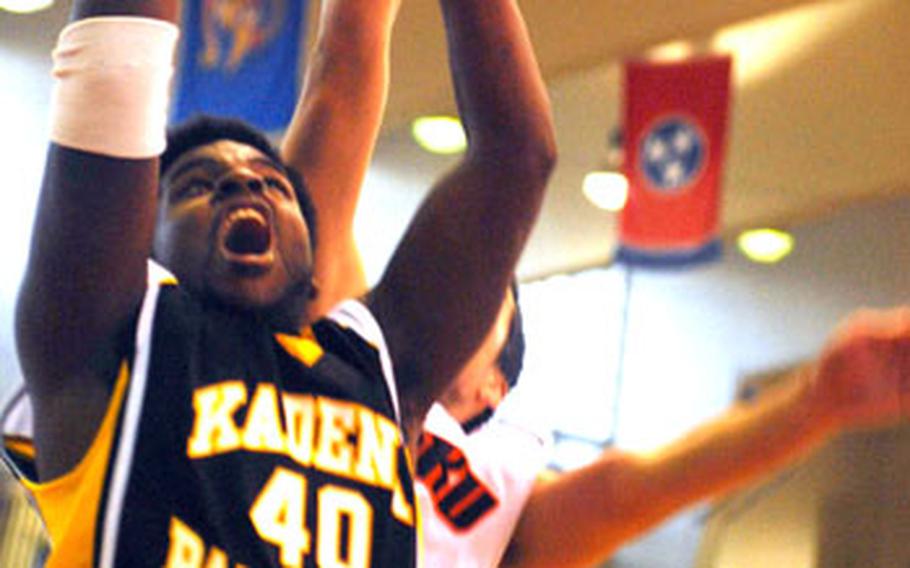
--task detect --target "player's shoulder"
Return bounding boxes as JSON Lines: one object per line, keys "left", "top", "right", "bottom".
{"left": 468, "top": 413, "right": 550, "bottom": 496}
{"left": 317, "top": 300, "right": 382, "bottom": 347}
{"left": 424, "top": 404, "right": 549, "bottom": 453}
{"left": 474, "top": 414, "right": 550, "bottom": 455}
{"left": 318, "top": 299, "right": 402, "bottom": 422}
{"left": 314, "top": 299, "right": 391, "bottom": 371}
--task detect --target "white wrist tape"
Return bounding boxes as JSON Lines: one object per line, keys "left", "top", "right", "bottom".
{"left": 49, "top": 17, "right": 179, "bottom": 159}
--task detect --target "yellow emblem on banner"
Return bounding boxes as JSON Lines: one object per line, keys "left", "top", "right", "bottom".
{"left": 200, "top": 0, "right": 285, "bottom": 71}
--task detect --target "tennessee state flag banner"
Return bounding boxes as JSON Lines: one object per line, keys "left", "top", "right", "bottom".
{"left": 172, "top": 0, "right": 307, "bottom": 132}
{"left": 616, "top": 56, "right": 732, "bottom": 268}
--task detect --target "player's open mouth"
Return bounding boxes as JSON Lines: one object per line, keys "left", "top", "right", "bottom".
{"left": 218, "top": 206, "right": 274, "bottom": 269}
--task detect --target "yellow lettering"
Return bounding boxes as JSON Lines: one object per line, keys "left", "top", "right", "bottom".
{"left": 314, "top": 398, "right": 356, "bottom": 476}
{"left": 203, "top": 547, "right": 229, "bottom": 568}
{"left": 317, "top": 486, "right": 372, "bottom": 568}
{"left": 185, "top": 381, "right": 412, "bottom": 524}
{"left": 283, "top": 393, "right": 316, "bottom": 466}
{"left": 165, "top": 517, "right": 205, "bottom": 568}
{"left": 241, "top": 384, "right": 285, "bottom": 453}
{"left": 165, "top": 517, "right": 245, "bottom": 568}
{"left": 353, "top": 409, "right": 398, "bottom": 489}
{"left": 250, "top": 467, "right": 311, "bottom": 568}
{"left": 187, "top": 382, "right": 247, "bottom": 458}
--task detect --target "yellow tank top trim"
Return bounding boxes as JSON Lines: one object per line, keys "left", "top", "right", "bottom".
{"left": 24, "top": 363, "right": 130, "bottom": 567}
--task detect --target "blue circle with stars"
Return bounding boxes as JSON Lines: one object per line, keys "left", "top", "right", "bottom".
{"left": 639, "top": 117, "right": 707, "bottom": 193}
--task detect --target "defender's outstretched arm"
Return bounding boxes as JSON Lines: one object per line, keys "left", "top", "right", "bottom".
{"left": 502, "top": 307, "right": 910, "bottom": 568}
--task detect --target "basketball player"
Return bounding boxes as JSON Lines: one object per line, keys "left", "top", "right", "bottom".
{"left": 1, "top": 0, "right": 406, "bottom": 471}
{"left": 12, "top": 0, "right": 554, "bottom": 567}
{"left": 273, "top": 6, "right": 910, "bottom": 568}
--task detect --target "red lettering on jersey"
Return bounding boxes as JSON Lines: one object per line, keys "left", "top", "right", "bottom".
{"left": 415, "top": 432, "right": 498, "bottom": 531}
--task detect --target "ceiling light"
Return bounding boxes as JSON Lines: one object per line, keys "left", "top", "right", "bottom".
{"left": 645, "top": 40, "right": 696, "bottom": 62}
{"left": 583, "top": 171, "right": 628, "bottom": 212}
{"left": 0, "top": 0, "right": 53, "bottom": 13}
{"left": 710, "top": 0, "right": 867, "bottom": 87}
{"left": 737, "top": 228, "right": 794, "bottom": 264}
{"left": 411, "top": 116, "right": 466, "bottom": 155}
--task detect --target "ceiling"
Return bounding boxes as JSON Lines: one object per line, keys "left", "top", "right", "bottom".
{"left": 2, "top": 0, "right": 910, "bottom": 282}
{"left": 379, "top": 0, "right": 910, "bottom": 276}
{"left": 373, "top": 0, "right": 910, "bottom": 279}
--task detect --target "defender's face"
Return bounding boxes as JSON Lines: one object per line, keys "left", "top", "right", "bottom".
{"left": 153, "top": 140, "right": 314, "bottom": 311}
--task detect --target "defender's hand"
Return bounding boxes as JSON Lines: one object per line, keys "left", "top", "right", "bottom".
{"left": 809, "top": 307, "right": 910, "bottom": 431}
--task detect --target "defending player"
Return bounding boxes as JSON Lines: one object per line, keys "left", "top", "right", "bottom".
{"left": 272, "top": 4, "right": 910, "bottom": 568}
{"left": 415, "top": 292, "right": 910, "bottom": 567}
{"left": 13, "top": 0, "right": 554, "bottom": 567}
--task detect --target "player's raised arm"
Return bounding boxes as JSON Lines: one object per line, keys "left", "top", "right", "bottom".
{"left": 367, "top": 0, "right": 556, "bottom": 442}
{"left": 280, "top": 0, "right": 402, "bottom": 319}
{"left": 501, "top": 307, "right": 910, "bottom": 568}
{"left": 15, "top": 0, "right": 179, "bottom": 480}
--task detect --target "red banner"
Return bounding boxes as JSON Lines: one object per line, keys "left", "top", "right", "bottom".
{"left": 617, "top": 56, "right": 732, "bottom": 267}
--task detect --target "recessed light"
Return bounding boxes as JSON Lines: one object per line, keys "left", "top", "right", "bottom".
{"left": 411, "top": 116, "right": 466, "bottom": 155}
{"left": 582, "top": 171, "right": 629, "bottom": 212}
{"left": 737, "top": 228, "right": 794, "bottom": 264}
{"left": 0, "top": 0, "right": 53, "bottom": 14}
{"left": 645, "top": 40, "right": 696, "bottom": 62}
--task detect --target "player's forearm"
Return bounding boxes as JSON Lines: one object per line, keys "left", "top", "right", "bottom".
{"left": 508, "top": 309, "right": 910, "bottom": 568}
{"left": 72, "top": 0, "right": 179, "bottom": 22}
{"left": 369, "top": 0, "right": 554, "bottom": 441}
{"left": 636, "top": 366, "right": 836, "bottom": 515}
{"left": 282, "top": 0, "right": 400, "bottom": 194}
{"left": 19, "top": 2, "right": 179, "bottom": 387}
{"left": 622, "top": 309, "right": 910, "bottom": 539}
{"left": 283, "top": 0, "right": 401, "bottom": 318}
{"left": 314, "top": 0, "right": 401, "bottom": 56}
{"left": 283, "top": 0, "right": 399, "bottom": 162}
{"left": 438, "top": 0, "right": 556, "bottom": 173}
{"left": 504, "top": 452, "right": 663, "bottom": 568}
{"left": 506, "top": 369, "right": 837, "bottom": 568}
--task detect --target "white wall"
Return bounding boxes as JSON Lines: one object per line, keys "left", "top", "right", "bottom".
{"left": 0, "top": 13, "right": 57, "bottom": 402}
{"left": 500, "top": 195, "right": 910, "bottom": 567}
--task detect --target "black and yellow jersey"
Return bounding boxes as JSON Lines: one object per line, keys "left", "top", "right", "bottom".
{"left": 15, "top": 278, "right": 417, "bottom": 568}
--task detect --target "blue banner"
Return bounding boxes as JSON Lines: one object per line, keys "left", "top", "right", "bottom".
{"left": 615, "top": 239, "right": 722, "bottom": 269}
{"left": 172, "top": 0, "right": 307, "bottom": 132}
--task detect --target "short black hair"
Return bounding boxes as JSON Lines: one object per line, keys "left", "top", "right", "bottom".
{"left": 496, "top": 279, "right": 525, "bottom": 390}
{"left": 462, "top": 280, "right": 526, "bottom": 434}
{"left": 160, "top": 115, "right": 318, "bottom": 249}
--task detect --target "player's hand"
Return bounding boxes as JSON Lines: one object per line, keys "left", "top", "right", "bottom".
{"left": 808, "top": 307, "right": 910, "bottom": 432}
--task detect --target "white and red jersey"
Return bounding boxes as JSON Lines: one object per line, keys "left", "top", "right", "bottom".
{"left": 415, "top": 404, "right": 549, "bottom": 568}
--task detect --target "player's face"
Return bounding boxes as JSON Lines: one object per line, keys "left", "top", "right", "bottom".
{"left": 153, "top": 140, "right": 314, "bottom": 313}
{"left": 441, "top": 290, "right": 515, "bottom": 417}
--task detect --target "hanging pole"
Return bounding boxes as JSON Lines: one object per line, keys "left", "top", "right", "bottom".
{"left": 608, "top": 263, "right": 634, "bottom": 444}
